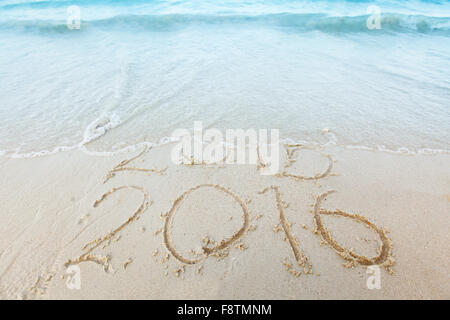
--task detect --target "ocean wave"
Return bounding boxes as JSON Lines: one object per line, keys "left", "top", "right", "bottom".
{"left": 1, "top": 13, "right": 449, "bottom": 35}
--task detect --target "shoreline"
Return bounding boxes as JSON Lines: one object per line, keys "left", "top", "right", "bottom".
{"left": 3, "top": 133, "right": 450, "bottom": 159}
{"left": 0, "top": 143, "right": 448, "bottom": 299}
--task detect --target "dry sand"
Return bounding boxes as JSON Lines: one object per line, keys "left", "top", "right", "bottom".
{"left": 0, "top": 142, "right": 448, "bottom": 299}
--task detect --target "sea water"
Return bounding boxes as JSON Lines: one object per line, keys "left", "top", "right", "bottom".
{"left": 0, "top": 0, "right": 449, "bottom": 157}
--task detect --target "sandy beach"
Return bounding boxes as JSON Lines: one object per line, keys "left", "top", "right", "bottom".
{"left": 1, "top": 0, "right": 449, "bottom": 303}
{"left": 0, "top": 143, "right": 448, "bottom": 300}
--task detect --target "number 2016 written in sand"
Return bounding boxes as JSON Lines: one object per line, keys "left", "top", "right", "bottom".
{"left": 65, "top": 146, "right": 395, "bottom": 277}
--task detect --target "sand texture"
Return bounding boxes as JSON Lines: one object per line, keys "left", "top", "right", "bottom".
{"left": 0, "top": 143, "right": 448, "bottom": 299}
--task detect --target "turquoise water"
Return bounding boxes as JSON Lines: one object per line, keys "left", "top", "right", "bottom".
{"left": 0, "top": 0, "right": 449, "bottom": 156}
